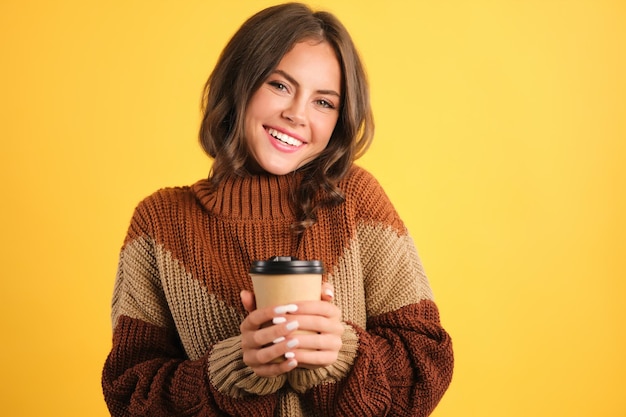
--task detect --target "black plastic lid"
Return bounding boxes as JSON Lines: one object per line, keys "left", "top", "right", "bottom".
{"left": 249, "top": 256, "right": 325, "bottom": 274}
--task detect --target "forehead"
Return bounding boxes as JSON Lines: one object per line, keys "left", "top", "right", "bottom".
{"left": 275, "top": 40, "right": 342, "bottom": 91}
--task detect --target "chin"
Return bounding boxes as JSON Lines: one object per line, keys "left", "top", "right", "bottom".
{"left": 257, "top": 159, "right": 300, "bottom": 176}
{"left": 263, "top": 166, "right": 297, "bottom": 176}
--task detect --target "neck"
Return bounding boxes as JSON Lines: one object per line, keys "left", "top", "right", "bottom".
{"left": 193, "top": 172, "right": 303, "bottom": 220}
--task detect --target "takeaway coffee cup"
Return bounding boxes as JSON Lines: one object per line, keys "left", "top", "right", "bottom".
{"left": 249, "top": 256, "right": 325, "bottom": 364}
{"left": 249, "top": 256, "right": 324, "bottom": 309}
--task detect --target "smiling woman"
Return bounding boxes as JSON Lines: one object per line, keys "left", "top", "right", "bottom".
{"left": 101, "top": 2, "right": 453, "bottom": 417}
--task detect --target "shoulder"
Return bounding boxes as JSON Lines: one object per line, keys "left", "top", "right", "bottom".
{"left": 338, "top": 165, "right": 406, "bottom": 233}
{"left": 126, "top": 183, "right": 201, "bottom": 238}
{"left": 135, "top": 184, "right": 196, "bottom": 214}
{"left": 338, "top": 165, "right": 385, "bottom": 198}
{"left": 340, "top": 164, "right": 378, "bottom": 185}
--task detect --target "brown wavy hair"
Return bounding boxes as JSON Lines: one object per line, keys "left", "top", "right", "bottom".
{"left": 199, "top": 2, "right": 374, "bottom": 233}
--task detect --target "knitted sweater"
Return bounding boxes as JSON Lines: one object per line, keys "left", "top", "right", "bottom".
{"left": 102, "top": 165, "right": 453, "bottom": 417}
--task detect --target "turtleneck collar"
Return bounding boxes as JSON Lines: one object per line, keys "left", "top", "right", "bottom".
{"left": 191, "top": 172, "right": 303, "bottom": 220}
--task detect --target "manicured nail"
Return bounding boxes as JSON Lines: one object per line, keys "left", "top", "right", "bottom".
{"left": 324, "top": 288, "right": 334, "bottom": 298}
{"left": 273, "top": 336, "right": 285, "bottom": 344}
{"left": 286, "top": 321, "right": 299, "bottom": 331}
{"left": 284, "top": 351, "right": 295, "bottom": 359}
{"left": 274, "top": 304, "right": 298, "bottom": 314}
{"left": 287, "top": 359, "right": 297, "bottom": 368}
{"left": 287, "top": 338, "right": 299, "bottom": 348}
{"left": 272, "top": 317, "right": 287, "bottom": 324}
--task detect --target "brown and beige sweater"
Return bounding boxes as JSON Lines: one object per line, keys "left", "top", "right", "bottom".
{"left": 102, "top": 165, "right": 453, "bottom": 417}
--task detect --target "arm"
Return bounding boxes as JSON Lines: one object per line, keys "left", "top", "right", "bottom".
{"left": 345, "top": 301, "right": 453, "bottom": 417}
{"left": 102, "top": 201, "right": 284, "bottom": 417}
{"left": 286, "top": 168, "right": 454, "bottom": 415}
{"left": 103, "top": 317, "right": 283, "bottom": 417}
{"left": 290, "top": 235, "right": 453, "bottom": 417}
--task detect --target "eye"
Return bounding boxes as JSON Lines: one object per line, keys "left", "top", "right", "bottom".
{"left": 316, "top": 99, "right": 336, "bottom": 109}
{"left": 268, "top": 81, "right": 289, "bottom": 92}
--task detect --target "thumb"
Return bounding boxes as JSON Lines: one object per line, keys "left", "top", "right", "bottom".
{"left": 321, "top": 282, "right": 335, "bottom": 302}
{"left": 240, "top": 289, "right": 257, "bottom": 313}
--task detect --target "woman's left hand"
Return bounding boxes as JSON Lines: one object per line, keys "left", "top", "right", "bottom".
{"left": 241, "top": 283, "right": 344, "bottom": 369}
{"left": 285, "top": 295, "right": 344, "bottom": 369}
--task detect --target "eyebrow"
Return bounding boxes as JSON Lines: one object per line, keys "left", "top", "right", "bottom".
{"left": 273, "top": 69, "right": 341, "bottom": 98}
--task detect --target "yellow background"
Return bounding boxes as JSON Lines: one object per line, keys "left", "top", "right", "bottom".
{"left": 1, "top": 0, "right": 624, "bottom": 415}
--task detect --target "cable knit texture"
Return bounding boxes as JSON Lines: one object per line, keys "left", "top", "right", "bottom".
{"left": 102, "top": 165, "right": 453, "bottom": 416}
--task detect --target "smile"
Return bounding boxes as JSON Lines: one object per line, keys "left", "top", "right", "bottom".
{"left": 267, "top": 128, "right": 303, "bottom": 147}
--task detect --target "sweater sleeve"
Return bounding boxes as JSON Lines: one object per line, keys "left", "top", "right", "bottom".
{"left": 300, "top": 168, "right": 454, "bottom": 416}
{"left": 101, "top": 200, "right": 284, "bottom": 417}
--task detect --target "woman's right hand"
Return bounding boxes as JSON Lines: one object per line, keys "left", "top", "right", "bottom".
{"left": 239, "top": 290, "right": 301, "bottom": 377}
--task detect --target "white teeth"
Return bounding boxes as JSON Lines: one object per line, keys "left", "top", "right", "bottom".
{"left": 268, "top": 128, "right": 303, "bottom": 147}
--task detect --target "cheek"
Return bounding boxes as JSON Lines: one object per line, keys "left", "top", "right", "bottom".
{"left": 320, "top": 117, "right": 340, "bottom": 144}
{"left": 243, "top": 99, "right": 265, "bottom": 135}
{"left": 311, "top": 112, "right": 340, "bottom": 139}
{"left": 244, "top": 91, "right": 267, "bottom": 123}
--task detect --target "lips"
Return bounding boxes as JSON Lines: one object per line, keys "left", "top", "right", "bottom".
{"left": 266, "top": 127, "right": 304, "bottom": 147}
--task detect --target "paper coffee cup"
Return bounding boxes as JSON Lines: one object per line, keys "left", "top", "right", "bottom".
{"left": 249, "top": 256, "right": 324, "bottom": 308}
{"left": 250, "top": 257, "right": 325, "bottom": 363}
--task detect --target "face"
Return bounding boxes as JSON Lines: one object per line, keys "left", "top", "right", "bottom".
{"left": 243, "top": 40, "right": 342, "bottom": 175}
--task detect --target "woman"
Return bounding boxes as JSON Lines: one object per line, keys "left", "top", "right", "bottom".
{"left": 102, "top": 3, "right": 453, "bottom": 416}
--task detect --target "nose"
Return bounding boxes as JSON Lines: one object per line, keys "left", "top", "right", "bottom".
{"left": 281, "top": 99, "right": 306, "bottom": 126}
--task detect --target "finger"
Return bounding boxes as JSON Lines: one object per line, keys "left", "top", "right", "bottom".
{"left": 291, "top": 300, "right": 342, "bottom": 320}
{"left": 240, "top": 303, "right": 298, "bottom": 332}
{"left": 240, "top": 290, "right": 256, "bottom": 313}
{"left": 243, "top": 335, "right": 301, "bottom": 367}
{"left": 292, "top": 350, "right": 339, "bottom": 369}
{"left": 321, "top": 282, "right": 334, "bottom": 301}
{"left": 247, "top": 353, "right": 299, "bottom": 377}
{"left": 241, "top": 316, "right": 301, "bottom": 349}
{"left": 288, "top": 334, "right": 343, "bottom": 368}
{"left": 292, "top": 332, "right": 343, "bottom": 352}
{"left": 258, "top": 336, "right": 301, "bottom": 364}
{"left": 286, "top": 315, "right": 344, "bottom": 337}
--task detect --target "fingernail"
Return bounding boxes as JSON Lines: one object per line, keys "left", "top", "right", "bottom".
{"left": 286, "top": 321, "right": 299, "bottom": 331}
{"left": 272, "top": 317, "right": 287, "bottom": 324}
{"left": 273, "top": 336, "right": 285, "bottom": 344}
{"left": 287, "top": 338, "right": 299, "bottom": 348}
{"left": 274, "top": 304, "right": 298, "bottom": 314}
{"left": 284, "top": 351, "right": 295, "bottom": 359}
{"left": 287, "top": 359, "right": 297, "bottom": 368}
{"left": 324, "top": 288, "right": 334, "bottom": 298}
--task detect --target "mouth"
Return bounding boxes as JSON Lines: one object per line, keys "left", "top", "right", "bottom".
{"left": 266, "top": 127, "right": 304, "bottom": 147}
